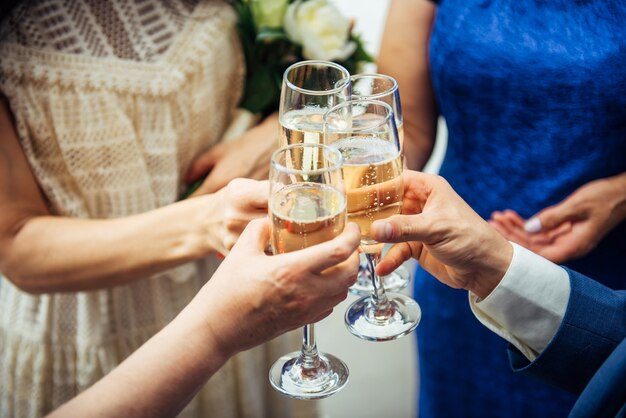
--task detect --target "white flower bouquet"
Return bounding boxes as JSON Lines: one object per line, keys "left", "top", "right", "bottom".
{"left": 232, "top": 0, "right": 373, "bottom": 115}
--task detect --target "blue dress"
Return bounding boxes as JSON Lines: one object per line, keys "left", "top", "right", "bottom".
{"left": 418, "top": 1, "right": 626, "bottom": 417}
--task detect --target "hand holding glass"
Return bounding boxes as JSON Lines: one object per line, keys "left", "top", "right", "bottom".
{"left": 350, "top": 73, "right": 410, "bottom": 295}
{"left": 268, "top": 143, "right": 350, "bottom": 399}
{"left": 325, "top": 99, "right": 421, "bottom": 341}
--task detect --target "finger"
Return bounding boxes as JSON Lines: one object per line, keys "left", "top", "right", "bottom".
{"left": 376, "top": 242, "right": 416, "bottom": 276}
{"left": 371, "top": 214, "right": 428, "bottom": 243}
{"left": 309, "top": 308, "right": 334, "bottom": 324}
{"left": 502, "top": 210, "right": 526, "bottom": 228}
{"left": 531, "top": 203, "right": 578, "bottom": 232}
{"left": 196, "top": 165, "right": 231, "bottom": 195}
{"left": 319, "top": 251, "right": 360, "bottom": 288}
{"left": 226, "top": 178, "right": 269, "bottom": 210}
{"left": 491, "top": 211, "right": 520, "bottom": 234}
{"left": 283, "top": 223, "right": 361, "bottom": 273}
{"left": 241, "top": 179, "right": 270, "bottom": 209}
{"left": 186, "top": 144, "right": 224, "bottom": 183}
{"left": 231, "top": 217, "right": 270, "bottom": 254}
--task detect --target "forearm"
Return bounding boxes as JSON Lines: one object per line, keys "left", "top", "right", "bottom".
{"left": 608, "top": 171, "right": 626, "bottom": 221}
{"left": 2, "top": 195, "right": 218, "bottom": 293}
{"left": 378, "top": 0, "right": 438, "bottom": 170}
{"left": 48, "top": 294, "right": 229, "bottom": 418}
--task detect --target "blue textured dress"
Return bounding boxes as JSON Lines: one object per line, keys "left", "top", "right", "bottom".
{"left": 417, "top": 1, "right": 626, "bottom": 417}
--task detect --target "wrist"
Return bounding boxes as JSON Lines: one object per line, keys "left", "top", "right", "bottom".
{"left": 182, "top": 194, "right": 223, "bottom": 258}
{"left": 610, "top": 172, "right": 626, "bottom": 219}
{"left": 466, "top": 237, "right": 513, "bottom": 300}
{"left": 185, "top": 282, "right": 240, "bottom": 363}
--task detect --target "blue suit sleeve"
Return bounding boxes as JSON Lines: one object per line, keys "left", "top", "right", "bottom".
{"left": 507, "top": 268, "right": 626, "bottom": 394}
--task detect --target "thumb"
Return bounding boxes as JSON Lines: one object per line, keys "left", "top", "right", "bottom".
{"left": 282, "top": 223, "right": 361, "bottom": 274}
{"left": 232, "top": 217, "right": 270, "bottom": 254}
{"left": 528, "top": 203, "right": 577, "bottom": 233}
{"left": 186, "top": 144, "right": 224, "bottom": 183}
{"left": 371, "top": 214, "right": 429, "bottom": 243}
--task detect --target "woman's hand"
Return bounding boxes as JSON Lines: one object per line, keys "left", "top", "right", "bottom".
{"left": 201, "top": 178, "right": 269, "bottom": 255}
{"left": 50, "top": 218, "right": 360, "bottom": 418}
{"left": 371, "top": 171, "right": 512, "bottom": 299}
{"left": 186, "top": 113, "right": 278, "bottom": 196}
{"left": 199, "top": 218, "right": 361, "bottom": 355}
{"left": 489, "top": 173, "right": 626, "bottom": 264}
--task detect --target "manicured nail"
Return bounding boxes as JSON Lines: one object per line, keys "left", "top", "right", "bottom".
{"left": 524, "top": 217, "right": 542, "bottom": 233}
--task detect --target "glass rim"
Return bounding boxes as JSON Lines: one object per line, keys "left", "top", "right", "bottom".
{"left": 323, "top": 99, "right": 395, "bottom": 133}
{"left": 271, "top": 143, "right": 344, "bottom": 176}
{"left": 351, "top": 73, "right": 398, "bottom": 100}
{"left": 283, "top": 60, "right": 351, "bottom": 96}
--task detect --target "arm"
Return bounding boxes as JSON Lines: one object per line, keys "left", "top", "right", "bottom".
{"left": 508, "top": 268, "right": 626, "bottom": 394}
{"left": 48, "top": 219, "right": 361, "bottom": 417}
{"left": 372, "top": 170, "right": 626, "bottom": 393}
{"left": 0, "top": 98, "right": 267, "bottom": 293}
{"left": 378, "top": 0, "right": 438, "bottom": 170}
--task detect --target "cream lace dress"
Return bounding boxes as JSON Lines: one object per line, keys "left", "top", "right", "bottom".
{"left": 0, "top": 1, "right": 315, "bottom": 417}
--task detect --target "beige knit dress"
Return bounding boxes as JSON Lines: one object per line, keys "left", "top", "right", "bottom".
{"left": 0, "top": 1, "right": 315, "bottom": 417}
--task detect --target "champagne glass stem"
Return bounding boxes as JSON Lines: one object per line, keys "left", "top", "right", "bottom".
{"left": 365, "top": 252, "right": 391, "bottom": 311}
{"left": 300, "top": 324, "right": 321, "bottom": 369}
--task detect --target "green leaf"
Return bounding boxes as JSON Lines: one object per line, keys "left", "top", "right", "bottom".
{"left": 240, "top": 67, "right": 281, "bottom": 114}
{"left": 256, "top": 27, "right": 289, "bottom": 42}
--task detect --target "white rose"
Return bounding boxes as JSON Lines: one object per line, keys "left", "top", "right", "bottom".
{"left": 284, "top": 0, "right": 357, "bottom": 61}
{"left": 246, "top": 0, "right": 289, "bottom": 28}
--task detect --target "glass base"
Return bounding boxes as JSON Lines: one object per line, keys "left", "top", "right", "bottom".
{"left": 349, "top": 262, "right": 410, "bottom": 296}
{"left": 269, "top": 351, "right": 349, "bottom": 400}
{"left": 345, "top": 293, "right": 421, "bottom": 341}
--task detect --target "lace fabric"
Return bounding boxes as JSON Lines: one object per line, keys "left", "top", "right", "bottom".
{"left": 0, "top": 1, "right": 315, "bottom": 417}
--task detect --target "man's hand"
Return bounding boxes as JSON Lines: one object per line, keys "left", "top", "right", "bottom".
{"left": 372, "top": 171, "right": 512, "bottom": 299}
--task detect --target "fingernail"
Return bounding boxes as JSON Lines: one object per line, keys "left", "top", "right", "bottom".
{"left": 375, "top": 221, "right": 394, "bottom": 240}
{"left": 216, "top": 252, "right": 225, "bottom": 260}
{"left": 524, "top": 217, "right": 542, "bottom": 233}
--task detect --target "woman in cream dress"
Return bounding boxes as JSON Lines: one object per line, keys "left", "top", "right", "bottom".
{"left": 0, "top": 1, "right": 313, "bottom": 417}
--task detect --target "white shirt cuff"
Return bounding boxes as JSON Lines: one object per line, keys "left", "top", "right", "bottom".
{"left": 469, "top": 242, "right": 570, "bottom": 361}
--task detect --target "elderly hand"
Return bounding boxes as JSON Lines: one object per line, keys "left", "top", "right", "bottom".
{"left": 200, "top": 218, "right": 361, "bottom": 355}
{"left": 186, "top": 114, "right": 278, "bottom": 196}
{"left": 371, "top": 171, "right": 512, "bottom": 299}
{"left": 489, "top": 173, "right": 626, "bottom": 264}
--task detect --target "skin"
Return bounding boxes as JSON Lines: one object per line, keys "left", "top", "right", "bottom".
{"left": 490, "top": 172, "right": 626, "bottom": 264}
{"left": 381, "top": 0, "right": 625, "bottom": 266}
{"left": 48, "top": 219, "right": 361, "bottom": 418}
{"left": 377, "top": 0, "right": 438, "bottom": 171}
{"left": 186, "top": 113, "right": 279, "bottom": 196}
{"left": 372, "top": 171, "right": 513, "bottom": 299}
{"left": 0, "top": 97, "right": 267, "bottom": 293}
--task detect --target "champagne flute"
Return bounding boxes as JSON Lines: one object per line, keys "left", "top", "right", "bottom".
{"left": 268, "top": 143, "right": 349, "bottom": 399}
{"left": 325, "top": 99, "right": 421, "bottom": 341}
{"left": 279, "top": 60, "right": 351, "bottom": 147}
{"left": 350, "top": 73, "right": 410, "bottom": 295}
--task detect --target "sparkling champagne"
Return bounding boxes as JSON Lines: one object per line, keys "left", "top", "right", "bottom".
{"left": 270, "top": 183, "right": 346, "bottom": 254}
{"left": 332, "top": 137, "right": 402, "bottom": 253}
{"left": 279, "top": 109, "right": 326, "bottom": 148}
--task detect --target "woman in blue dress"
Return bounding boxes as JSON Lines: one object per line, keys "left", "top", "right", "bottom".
{"left": 378, "top": 1, "right": 626, "bottom": 416}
